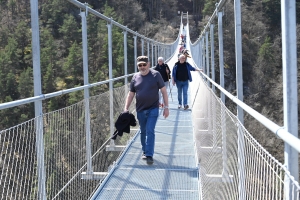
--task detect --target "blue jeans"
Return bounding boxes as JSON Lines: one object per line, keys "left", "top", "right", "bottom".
{"left": 176, "top": 80, "right": 189, "bottom": 106}
{"left": 137, "top": 107, "right": 159, "bottom": 157}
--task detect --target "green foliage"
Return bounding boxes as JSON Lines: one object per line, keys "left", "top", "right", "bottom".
{"left": 18, "top": 68, "right": 33, "bottom": 99}
{"left": 244, "top": 0, "right": 254, "bottom": 6}
{"left": 40, "top": 0, "right": 69, "bottom": 38}
{"left": 1, "top": 37, "right": 19, "bottom": 71}
{"left": 63, "top": 41, "right": 83, "bottom": 87}
{"left": 262, "top": 0, "right": 281, "bottom": 31}
{"left": 68, "top": 86, "right": 84, "bottom": 105}
{"left": 0, "top": 0, "right": 221, "bottom": 130}
{"left": 202, "top": 0, "right": 218, "bottom": 16}
{"left": 59, "top": 14, "right": 81, "bottom": 49}
{"left": 256, "top": 36, "right": 277, "bottom": 79}
{"left": 13, "top": 21, "right": 31, "bottom": 70}
{"left": 7, "top": 0, "right": 16, "bottom": 15}
{"left": 6, "top": 71, "right": 18, "bottom": 100}
{"left": 41, "top": 29, "right": 58, "bottom": 94}
{"left": 258, "top": 36, "right": 274, "bottom": 62}
{"left": 0, "top": 96, "right": 19, "bottom": 129}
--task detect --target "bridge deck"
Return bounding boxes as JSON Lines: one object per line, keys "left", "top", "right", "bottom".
{"left": 92, "top": 88, "right": 200, "bottom": 199}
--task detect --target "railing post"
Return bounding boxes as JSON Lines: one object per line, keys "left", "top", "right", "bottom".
{"left": 107, "top": 20, "right": 114, "bottom": 147}
{"left": 151, "top": 42, "right": 154, "bottom": 66}
{"left": 218, "top": 10, "right": 228, "bottom": 177}
{"left": 123, "top": 30, "right": 128, "bottom": 94}
{"left": 147, "top": 41, "right": 150, "bottom": 59}
{"left": 30, "top": 0, "right": 46, "bottom": 198}
{"left": 199, "top": 39, "right": 202, "bottom": 69}
{"left": 205, "top": 30, "right": 212, "bottom": 148}
{"left": 210, "top": 23, "right": 217, "bottom": 149}
{"left": 157, "top": 45, "right": 159, "bottom": 64}
{"left": 141, "top": 38, "right": 144, "bottom": 55}
{"left": 163, "top": 45, "right": 166, "bottom": 61}
{"left": 234, "top": 0, "right": 244, "bottom": 124}
{"left": 281, "top": 0, "right": 299, "bottom": 197}
{"left": 202, "top": 37, "right": 205, "bottom": 74}
{"left": 155, "top": 45, "right": 158, "bottom": 64}
{"left": 158, "top": 45, "right": 160, "bottom": 63}
{"left": 210, "top": 23, "right": 215, "bottom": 92}
{"left": 234, "top": 1, "right": 245, "bottom": 198}
{"left": 160, "top": 45, "right": 162, "bottom": 59}
{"left": 154, "top": 44, "right": 157, "bottom": 66}
{"left": 205, "top": 31, "right": 210, "bottom": 87}
{"left": 133, "top": 35, "right": 137, "bottom": 72}
{"left": 237, "top": 124, "right": 246, "bottom": 200}
{"left": 218, "top": 11, "right": 225, "bottom": 103}
{"left": 80, "top": 9, "right": 93, "bottom": 176}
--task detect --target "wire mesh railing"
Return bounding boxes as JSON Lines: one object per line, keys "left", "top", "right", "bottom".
{"left": 0, "top": 84, "right": 138, "bottom": 200}
{"left": 0, "top": 119, "right": 38, "bottom": 200}
{"left": 193, "top": 76, "right": 300, "bottom": 200}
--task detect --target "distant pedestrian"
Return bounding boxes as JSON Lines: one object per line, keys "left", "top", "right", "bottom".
{"left": 172, "top": 54, "right": 202, "bottom": 110}
{"left": 124, "top": 56, "right": 169, "bottom": 165}
{"left": 154, "top": 57, "right": 171, "bottom": 107}
{"left": 179, "top": 45, "right": 185, "bottom": 53}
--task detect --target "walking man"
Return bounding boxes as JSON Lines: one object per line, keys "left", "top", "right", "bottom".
{"left": 124, "top": 56, "right": 169, "bottom": 165}
{"left": 154, "top": 57, "right": 171, "bottom": 107}
{"left": 172, "top": 54, "right": 201, "bottom": 110}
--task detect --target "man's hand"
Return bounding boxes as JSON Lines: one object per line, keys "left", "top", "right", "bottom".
{"left": 163, "top": 108, "right": 169, "bottom": 118}
{"left": 160, "top": 86, "right": 169, "bottom": 118}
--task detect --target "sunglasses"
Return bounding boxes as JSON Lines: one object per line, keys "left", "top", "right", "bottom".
{"left": 138, "top": 63, "right": 147, "bottom": 67}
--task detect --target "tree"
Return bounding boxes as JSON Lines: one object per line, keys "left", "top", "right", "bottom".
{"left": 258, "top": 36, "right": 274, "bottom": 62}
{"left": 2, "top": 37, "right": 20, "bottom": 70}
{"left": 18, "top": 68, "right": 33, "bottom": 99}
{"left": 40, "top": 28, "right": 58, "bottom": 94}
{"left": 59, "top": 14, "right": 81, "bottom": 50}
{"left": 0, "top": 96, "right": 20, "bottom": 130}
{"left": 62, "top": 41, "right": 82, "bottom": 87}
{"left": 5, "top": 71, "right": 18, "bottom": 100}
{"left": 202, "top": 0, "right": 218, "bottom": 17}
{"left": 7, "top": 0, "right": 16, "bottom": 17}
{"left": 40, "top": 0, "right": 69, "bottom": 38}
{"left": 12, "top": 21, "right": 32, "bottom": 72}
{"left": 262, "top": 0, "right": 281, "bottom": 32}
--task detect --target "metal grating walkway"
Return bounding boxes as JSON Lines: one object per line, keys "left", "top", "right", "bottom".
{"left": 92, "top": 87, "right": 200, "bottom": 199}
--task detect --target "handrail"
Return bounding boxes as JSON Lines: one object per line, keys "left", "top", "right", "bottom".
{"left": 193, "top": 0, "right": 228, "bottom": 45}
{"left": 66, "top": 0, "right": 171, "bottom": 47}
{"left": 0, "top": 73, "right": 134, "bottom": 110}
{"left": 200, "top": 72, "right": 300, "bottom": 153}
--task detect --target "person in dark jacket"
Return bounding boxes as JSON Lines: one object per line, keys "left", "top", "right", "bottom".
{"left": 172, "top": 54, "right": 202, "bottom": 110}
{"left": 154, "top": 57, "right": 171, "bottom": 107}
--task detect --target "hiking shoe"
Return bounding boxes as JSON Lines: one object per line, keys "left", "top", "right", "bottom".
{"left": 141, "top": 152, "right": 147, "bottom": 159}
{"left": 146, "top": 156, "right": 154, "bottom": 165}
{"left": 184, "top": 105, "right": 189, "bottom": 110}
{"left": 178, "top": 105, "right": 181, "bottom": 109}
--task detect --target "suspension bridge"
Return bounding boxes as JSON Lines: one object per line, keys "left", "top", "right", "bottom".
{"left": 0, "top": 0, "right": 299, "bottom": 199}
